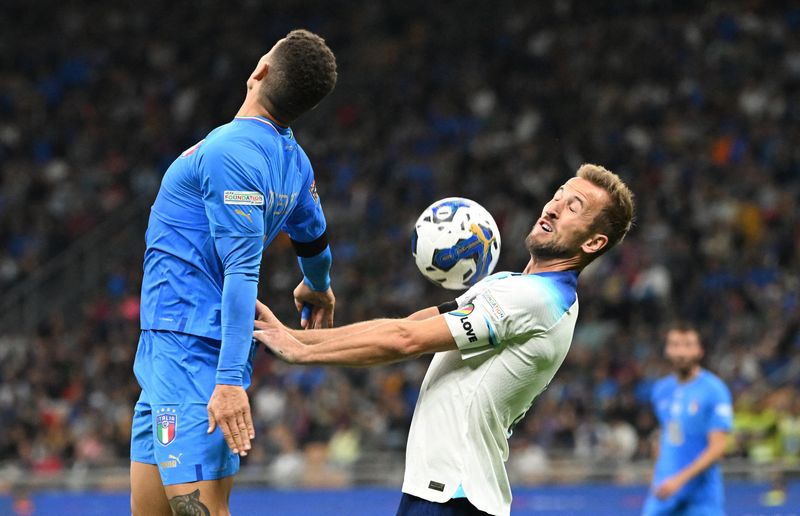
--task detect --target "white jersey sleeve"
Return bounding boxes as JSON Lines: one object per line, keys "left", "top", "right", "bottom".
{"left": 444, "top": 272, "right": 559, "bottom": 360}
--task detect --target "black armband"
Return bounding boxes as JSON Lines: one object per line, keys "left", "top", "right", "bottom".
{"left": 436, "top": 300, "right": 458, "bottom": 314}
{"left": 290, "top": 230, "right": 329, "bottom": 258}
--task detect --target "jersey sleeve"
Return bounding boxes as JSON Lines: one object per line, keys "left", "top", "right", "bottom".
{"left": 282, "top": 158, "right": 326, "bottom": 242}
{"left": 706, "top": 379, "right": 734, "bottom": 432}
{"left": 199, "top": 141, "right": 266, "bottom": 238}
{"left": 443, "top": 277, "right": 551, "bottom": 360}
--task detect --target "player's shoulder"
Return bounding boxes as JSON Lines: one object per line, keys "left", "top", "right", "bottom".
{"left": 517, "top": 270, "right": 578, "bottom": 313}
{"left": 468, "top": 270, "right": 578, "bottom": 315}
{"left": 652, "top": 375, "right": 679, "bottom": 398}
{"left": 699, "top": 370, "right": 731, "bottom": 396}
{"left": 197, "top": 122, "right": 269, "bottom": 168}
{"left": 295, "top": 143, "right": 313, "bottom": 174}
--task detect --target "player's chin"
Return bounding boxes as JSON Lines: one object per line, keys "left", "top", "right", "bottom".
{"left": 525, "top": 231, "right": 548, "bottom": 249}
{"left": 671, "top": 359, "right": 695, "bottom": 371}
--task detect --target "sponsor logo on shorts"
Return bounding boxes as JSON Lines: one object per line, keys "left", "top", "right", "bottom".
{"left": 156, "top": 408, "right": 178, "bottom": 446}
{"left": 160, "top": 453, "right": 182, "bottom": 469}
{"left": 481, "top": 292, "right": 506, "bottom": 321}
{"left": 224, "top": 190, "right": 265, "bottom": 205}
{"left": 309, "top": 180, "right": 319, "bottom": 203}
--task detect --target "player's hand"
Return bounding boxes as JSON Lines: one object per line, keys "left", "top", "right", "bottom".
{"left": 207, "top": 384, "right": 255, "bottom": 457}
{"left": 654, "top": 475, "right": 685, "bottom": 500}
{"left": 253, "top": 320, "right": 306, "bottom": 363}
{"left": 293, "top": 280, "right": 335, "bottom": 329}
{"left": 255, "top": 299, "right": 285, "bottom": 328}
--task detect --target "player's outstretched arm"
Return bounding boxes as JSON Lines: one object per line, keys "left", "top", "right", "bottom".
{"left": 255, "top": 301, "right": 443, "bottom": 345}
{"left": 253, "top": 315, "right": 456, "bottom": 366}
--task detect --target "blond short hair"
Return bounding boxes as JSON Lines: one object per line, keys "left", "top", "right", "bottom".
{"left": 576, "top": 164, "right": 635, "bottom": 259}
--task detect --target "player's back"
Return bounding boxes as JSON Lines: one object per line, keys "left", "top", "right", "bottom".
{"left": 140, "top": 116, "right": 317, "bottom": 341}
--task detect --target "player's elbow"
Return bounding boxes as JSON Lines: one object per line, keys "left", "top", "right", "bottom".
{"left": 708, "top": 431, "right": 729, "bottom": 461}
{"left": 389, "top": 322, "right": 424, "bottom": 358}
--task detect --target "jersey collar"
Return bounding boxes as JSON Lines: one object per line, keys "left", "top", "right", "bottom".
{"left": 234, "top": 116, "right": 293, "bottom": 138}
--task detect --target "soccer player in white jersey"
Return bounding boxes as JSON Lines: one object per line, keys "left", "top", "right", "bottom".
{"left": 253, "top": 164, "right": 635, "bottom": 516}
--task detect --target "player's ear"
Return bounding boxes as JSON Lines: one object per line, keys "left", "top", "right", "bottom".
{"left": 246, "top": 60, "right": 269, "bottom": 92}
{"left": 580, "top": 233, "right": 608, "bottom": 255}
{"left": 251, "top": 61, "right": 269, "bottom": 82}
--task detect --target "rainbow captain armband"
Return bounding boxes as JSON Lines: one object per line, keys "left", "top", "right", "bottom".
{"left": 444, "top": 302, "right": 499, "bottom": 359}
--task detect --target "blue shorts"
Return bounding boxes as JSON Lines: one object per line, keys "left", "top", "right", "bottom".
{"left": 130, "top": 330, "right": 257, "bottom": 485}
{"left": 396, "top": 493, "right": 492, "bottom": 516}
{"left": 642, "top": 494, "right": 724, "bottom": 516}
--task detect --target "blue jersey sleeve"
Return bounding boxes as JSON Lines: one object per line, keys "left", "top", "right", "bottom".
{"left": 200, "top": 141, "right": 266, "bottom": 238}
{"left": 281, "top": 160, "right": 326, "bottom": 242}
{"left": 706, "top": 379, "right": 734, "bottom": 432}
{"left": 214, "top": 235, "right": 262, "bottom": 385}
{"left": 297, "top": 246, "right": 332, "bottom": 292}
{"left": 198, "top": 140, "right": 267, "bottom": 384}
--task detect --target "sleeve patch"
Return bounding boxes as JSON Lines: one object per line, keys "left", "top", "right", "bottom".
{"left": 715, "top": 404, "right": 733, "bottom": 418}
{"left": 309, "top": 180, "right": 319, "bottom": 203}
{"left": 480, "top": 291, "right": 507, "bottom": 321}
{"left": 224, "top": 191, "right": 265, "bottom": 205}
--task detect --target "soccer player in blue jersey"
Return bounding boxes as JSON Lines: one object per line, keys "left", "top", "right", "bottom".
{"left": 643, "top": 324, "right": 733, "bottom": 516}
{"left": 254, "top": 165, "right": 636, "bottom": 516}
{"left": 129, "top": 30, "right": 338, "bottom": 516}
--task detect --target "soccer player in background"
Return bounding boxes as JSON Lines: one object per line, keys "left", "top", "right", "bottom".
{"left": 254, "top": 164, "right": 635, "bottom": 516}
{"left": 130, "top": 30, "right": 337, "bottom": 516}
{"left": 642, "top": 324, "right": 733, "bottom": 516}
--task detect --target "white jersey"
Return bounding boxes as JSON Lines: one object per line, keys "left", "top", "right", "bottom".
{"left": 401, "top": 270, "right": 579, "bottom": 516}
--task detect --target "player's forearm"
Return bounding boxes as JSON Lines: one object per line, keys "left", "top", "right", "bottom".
{"left": 294, "top": 321, "right": 420, "bottom": 366}
{"left": 407, "top": 306, "right": 441, "bottom": 321}
{"left": 217, "top": 271, "right": 259, "bottom": 385}
{"left": 214, "top": 235, "right": 263, "bottom": 385}
{"left": 295, "top": 240, "right": 331, "bottom": 292}
{"left": 288, "top": 319, "right": 397, "bottom": 345}
{"left": 287, "top": 306, "right": 440, "bottom": 344}
{"left": 674, "top": 432, "right": 728, "bottom": 484}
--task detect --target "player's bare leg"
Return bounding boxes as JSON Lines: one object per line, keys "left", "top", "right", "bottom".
{"left": 131, "top": 461, "right": 171, "bottom": 516}
{"left": 164, "top": 477, "right": 234, "bottom": 516}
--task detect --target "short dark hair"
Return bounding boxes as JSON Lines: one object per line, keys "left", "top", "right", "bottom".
{"left": 576, "top": 164, "right": 635, "bottom": 262}
{"left": 259, "top": 29, "right": 337, "bottom": 123}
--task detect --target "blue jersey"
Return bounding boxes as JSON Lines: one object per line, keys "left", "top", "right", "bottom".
{"left": 650, "top": 369, "right": 733, "bottom": 509}
{"left": 139, "top": 116, "right": 326, "bottom": 373}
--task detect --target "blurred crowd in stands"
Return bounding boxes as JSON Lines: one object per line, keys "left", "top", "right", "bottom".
{"left": 1, "top": 0, "right": 799, "bottom": 485}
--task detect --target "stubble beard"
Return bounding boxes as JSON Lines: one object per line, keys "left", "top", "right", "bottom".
{"left": 525, "top": 232, "right": 575, "bottom": 261}
{"left": 672, "top": 358, "right": 700, "bottom": 380}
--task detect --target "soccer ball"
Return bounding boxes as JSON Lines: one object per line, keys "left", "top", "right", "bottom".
{"left": 411, "top": 197, "right": 501, "bottom": 290}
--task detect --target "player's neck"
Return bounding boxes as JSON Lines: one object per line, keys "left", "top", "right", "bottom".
{"left": 523, "top": 255, "right": 582, "bottom": 274}
{"left": 676, "top": 365, "right": 701, "bottom": 383}
{"left": 236, "top": 97, "right": 288, "bottom": 128}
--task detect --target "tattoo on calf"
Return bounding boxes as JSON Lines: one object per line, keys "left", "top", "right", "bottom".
{"left": 168, "top": 489, "right": 211, "bottom": 516}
